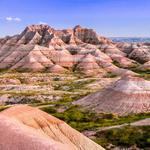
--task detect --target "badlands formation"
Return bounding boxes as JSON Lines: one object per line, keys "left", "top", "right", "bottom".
{"left": 1, "top": 24, "right": 150, "bottom": 76}
{"left": 0, "top": 105, "right": 104, "bottom": 150}
{"left": 1, "top": 24, "right": 150, "bottom": 114}
{"left": 1, "top": 25, "right": 150, "bottom": 115}
{"left": 74, "top": 75, "right": 150, "bottom": 116}
{"left": 2, "top": 25, "right": 150, "bottom": 149}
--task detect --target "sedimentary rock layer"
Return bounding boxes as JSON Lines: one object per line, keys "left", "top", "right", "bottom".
{"left": 0, "top": 24, "right": 140, "bottom": 76}
{"left": 74, "top": 75, "right": 150, "bottom": 116}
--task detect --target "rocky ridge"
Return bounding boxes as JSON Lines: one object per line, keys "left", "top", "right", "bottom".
{"left": 1, "top": 24, "right": 148, "bottom": 76}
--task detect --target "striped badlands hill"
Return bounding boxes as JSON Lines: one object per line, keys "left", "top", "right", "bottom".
{"left": 0, "top": 24, "right": 138, "bottom": 76}
{"left": 74, "top": 75, "right": 150, "bottom": 116}
{"left": 0, "top": 105, "right": 104, "bottom": 150}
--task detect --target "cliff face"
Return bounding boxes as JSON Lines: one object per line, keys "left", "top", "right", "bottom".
{"left": 0, "top": 24, "right": 112, "bottom": 48}
{"left": 0, "top": 105, "right": 104, "bottom": 150}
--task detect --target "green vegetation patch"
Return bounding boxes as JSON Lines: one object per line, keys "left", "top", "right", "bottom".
{"left": 104, "top": 72, "right": 118, "bottom": 78}
{"left": 41, "top": 105, "right": 150, "bottom": 132}
{"left": 134, "top": 70, "right": 150, "bottom": 80}
{"left": 55, "top": 78, "right": 96, "bottom": 92}
{"left": 95, "top": 126, "right": 150, "bottom": 149}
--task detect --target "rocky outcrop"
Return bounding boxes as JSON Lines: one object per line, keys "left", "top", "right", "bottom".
{"left": 73, "top": 25, "right": 112, "bottom": 45}
{"left": 48, "top": 64, "right": 68, "bottom": 73}
{"left": 116, "top": 43, "right": 150, "bottom": 64}
{"left": 0, "top": 105, "right": 104, "bottom": 150}
{"left": 77, "top": 54, "right": 106, "bottom": 76}
{"left": 74, "top": 75, "right": 150, "bottom": 116}
{"left": 129, "top": 46, "right": 150, "bottom": 63}
{"left": 110, "top": 54, "right": 138, "bottom": 68}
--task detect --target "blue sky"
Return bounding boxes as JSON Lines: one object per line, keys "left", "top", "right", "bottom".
{"left": 0, "top": 0, "right": 150, "bottom": 37}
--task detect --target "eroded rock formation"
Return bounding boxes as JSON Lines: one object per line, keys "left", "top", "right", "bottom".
{"left": 74, "top": 75, "right": 150, "bottom": 116}
{"left": 0, "top": 24, "right": 142, "bottom": 76}
{"left": 0, "top": 105, "right": 104, "bottom": 150}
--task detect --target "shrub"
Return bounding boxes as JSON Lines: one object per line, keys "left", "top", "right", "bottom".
{"left": 96, "top": 126, "right": 150, "bottom": 148}
{"left": 41, "top": 107, "right": 57, "bottom": 113}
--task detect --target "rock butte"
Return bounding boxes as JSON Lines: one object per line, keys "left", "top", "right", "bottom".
{"left": 73, "top": 75, "right": 150, "bottom": 116}
{"left": 1, "top": 24, "right": 150, "bottom": 76}
{"left": 0, "top": 105, "right": 104, "bottom": 150}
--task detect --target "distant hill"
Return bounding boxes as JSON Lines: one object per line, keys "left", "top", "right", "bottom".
{"left": 111, "top": 37, "right": 150, "bottom": 43}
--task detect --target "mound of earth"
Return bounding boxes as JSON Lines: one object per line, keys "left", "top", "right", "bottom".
{"left": 0, "top": 105, "right": 104, "bottom": 150}
{"left": 74, "top": 75, "right": 150, "bottom": 116}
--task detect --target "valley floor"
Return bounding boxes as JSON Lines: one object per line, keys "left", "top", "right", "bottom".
{"left": 1, "top": 71, "right": 150, "bottom": 149}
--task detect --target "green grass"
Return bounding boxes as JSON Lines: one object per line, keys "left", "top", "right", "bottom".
{"left": 40, "top": 106, "right": 57, "bottom": 113}
{"left": 55, "top": 79, "right": 96, "bottom": 92}
{"left": 40, "top": 105, "right": 150, "bottom": 132}
{"left": 104, "top": 72, "right": 118, "bottom": 78}
{"left": 135, "top": 70, "right": 150, "bottom": 80}
{"left": 95, "top": 126, "right": 150, "bottom": 149}
{"left": 0, "top": 90, "right": 46, "bottom": 96}
{"left": 112, "top": 60, "right": 122, "bottom": 68}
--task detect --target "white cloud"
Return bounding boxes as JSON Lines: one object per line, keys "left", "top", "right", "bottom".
{"left": 6, "top": 17, "right": 21, "bottom": 22}
{"left": 14, "top": 17, "right": 21, "bottom": 22}
{"left": 39, "top": 21, "right": 48, "bottom": 25}
{"left": 6, "top": 17, "right": 13, "bottom": 21}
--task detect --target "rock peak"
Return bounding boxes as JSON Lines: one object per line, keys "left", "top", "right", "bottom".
{"left": 24, "top": 24, "right": 51, "bottom": 33}
{"left": 74, "top": 25, "right": 82, "bottom": 29}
